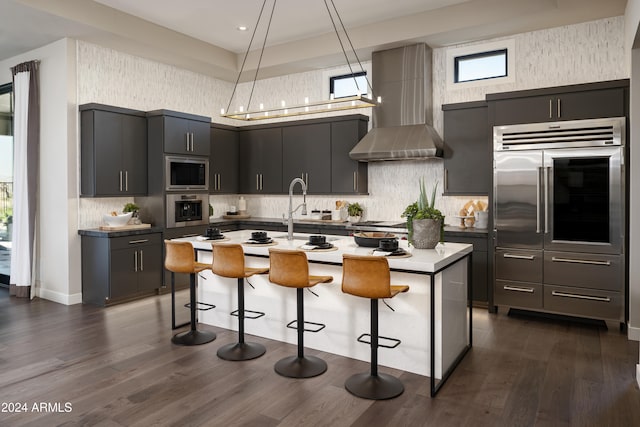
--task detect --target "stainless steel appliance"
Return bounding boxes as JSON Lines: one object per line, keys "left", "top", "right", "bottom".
{"left": 165, "top": 155, "right": 209, "bottom": 191}
{"left": 166, "top": 193, "right": 208, "bottom": 228}
{"left": 493, "top": 117, "right": 625, "bottom": 324}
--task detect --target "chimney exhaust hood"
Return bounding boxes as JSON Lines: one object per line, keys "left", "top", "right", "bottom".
{"left": 349, "top": 43, "right": 443, "bottom": 161}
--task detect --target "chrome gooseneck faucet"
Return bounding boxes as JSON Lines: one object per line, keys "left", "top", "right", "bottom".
{"left": 283, "top": 177, "right": 307, "bottom": 240}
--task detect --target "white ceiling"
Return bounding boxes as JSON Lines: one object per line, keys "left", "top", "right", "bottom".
{"left": 0, "top": 0, "right": 629, "bottom": 82}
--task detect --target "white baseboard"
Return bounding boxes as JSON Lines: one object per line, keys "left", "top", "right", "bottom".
{"left": 628, "top": 324, "right": 640, "bottom": 341}
{"left": 35, "top": 287, "right": 82, "bottom": 305}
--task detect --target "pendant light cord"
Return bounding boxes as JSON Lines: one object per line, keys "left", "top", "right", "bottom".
{"left": 324, "top": 0, "right": 373, "bottom": 96}
{"left": 247, "top": 0, "right": 278, "bottom": 112}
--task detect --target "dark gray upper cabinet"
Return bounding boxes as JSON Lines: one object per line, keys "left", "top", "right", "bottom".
{"left": 80, "top": 104, "right": 147, "bottom": 197}
{"left": 331, "top": 118, "right": 368, "bottom": 194}
{"left": 282, "top": 123, "right": 331, "bottom": 194}
{"left": 210, "top": 124, "right": 239, "bottom": 194}
{"left": 146, "top": 110, "right": 211, "bottom": 156}
{"left": 487, "top": 80, "right": 629, "bottom": 126}
{"left": 442, "top": 101, "right": 489, "bottom": 195}
{"left": 239, "top": 127, "right": 283, "bottom": 194}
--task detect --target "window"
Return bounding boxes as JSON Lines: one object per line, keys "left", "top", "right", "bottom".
{"left": 329, "top": 71, "right": 368, "bottom": 98}
{"left": 0, "top": 82, "right": 13, "bottom": 286}
{"left": 446, "top": 39, "right": 515, "bottom": 90}
{"left": 455, "top": 49, "right": 507, "bottom": 83}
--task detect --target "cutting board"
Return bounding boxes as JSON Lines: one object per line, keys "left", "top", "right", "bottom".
{"left": 99, "top": 223, "right": 152, "bottom": 231}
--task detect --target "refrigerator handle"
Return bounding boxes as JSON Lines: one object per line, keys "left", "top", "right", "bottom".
{"left": 544, "top": 166, "right": 550, "bottom": 234}
{"left": 536, "top": 167, "right": 542, "bottom": 233}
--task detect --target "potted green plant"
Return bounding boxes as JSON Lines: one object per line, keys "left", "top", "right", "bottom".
{"left": 347, "top": 202, "right": 363, "bottom": 223}
{"left": 401, "top": 178, "right": 445, "bottom": 249}
{"left": 123, "top": 202, "right": 140, "bottom": 224}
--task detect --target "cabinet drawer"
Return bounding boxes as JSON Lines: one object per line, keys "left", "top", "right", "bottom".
{"left": 494, "top": 280, "right": 543, "bottom": 309}
{"left": 544, "top": 251, "right": 621, "bottom": 292}
{"left": 110, "top": 233, "right": 162, "bottom": 250}
{"left": 495, "top": 248, "right": 542, "bottom": 283}
{"left": 543, "top": 285, "right": 622, "bottom": 321}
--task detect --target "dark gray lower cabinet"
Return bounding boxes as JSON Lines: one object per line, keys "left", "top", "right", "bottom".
{"left": 81, "top": 232, "right": 162, "bottom": 306}
{"left": 445, "top": 233, "right": 489, "bottom": 303}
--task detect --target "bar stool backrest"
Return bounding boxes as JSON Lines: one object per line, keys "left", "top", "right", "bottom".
{"left": 212, "top": 243, "right": 246, "bottom": 278}
{"left": 342, "top": 254, "right": 392, "bottom": 299}
{"left": 164, "top": 240, "right": 196, "bottom": 274}
{"left": 269, "top": 248, "right": 310, "bottom": 288}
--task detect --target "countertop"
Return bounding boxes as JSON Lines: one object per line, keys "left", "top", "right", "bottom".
{"left": 181, "top": 229, "right": 473, "bottom": 273}
{"left": 78, "top": 226, "right": 164, "bottom": 238}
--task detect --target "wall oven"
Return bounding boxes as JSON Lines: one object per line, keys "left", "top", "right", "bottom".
{"left": 165, "top": 156, "right": 209, "bottom": 191}
{"left": 166, "top": 193, "right": 208, "bottom": 228}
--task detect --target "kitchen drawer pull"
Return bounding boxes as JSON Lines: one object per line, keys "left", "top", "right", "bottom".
{"left": 551, "top": 257, "right": 611, "bottom": 266}
{"left": 503, "top": 253, "right": 535, "bottom": 260}
{"left": 503, "top": 285, "right": 534, "bottom": 293}
{"left": 134, "top": 251, "right": 138, "bottom": 272}
{"left": 551, "top": 291, "right": 611, "bottom": 302}
{"left": 128, "top": 239, "right": 149, "bottom": 244}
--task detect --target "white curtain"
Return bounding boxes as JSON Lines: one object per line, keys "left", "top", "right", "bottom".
{"left": 10, "top": 61, "right": 39, "bottom": 298}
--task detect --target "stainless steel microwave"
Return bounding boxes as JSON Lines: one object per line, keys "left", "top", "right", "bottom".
{"left": 165, "top": 155, "right": 209, "bottom": 191}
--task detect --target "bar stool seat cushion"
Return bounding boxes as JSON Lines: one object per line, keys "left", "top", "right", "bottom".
{"left": 269, "top": 248, "right": 332, "bottom": 288}
{"left": 342, "top": 254, "right": 408, "bottom": 299}
{"left": 212, "top": 243, "right": 269, "bottom": 278}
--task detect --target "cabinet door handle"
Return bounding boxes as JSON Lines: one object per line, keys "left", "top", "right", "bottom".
{"left": 353, "top": 171, "right": 357, "bottom": 191}
{"left": 444, "top": 168, "right": 448, "bottom": 191}
{"left": 551, "top": 290, "right": 610, "bottom": 302}
{"left": 256, "top": 174, "right": 259, "bottom": 191}
{"left": 125, "top": 170, "right": 128, "bottom": 192}
{"left": 551, "top": 257, "right": 611, "bottom": 266}
{"left": 128, "top": 239, "right": 149, "bottom": 244}
{"left": 186, "top": 133, "right": 190, "bottom": 151}
{"left": 140, "top": 250, "right": 144, "bottom": 271}
{"left": 503, "top": 253, "right": 535, "bottom": 260}
{"left": 134, "top": 251, "right": 138, "bottom": 272}
{"left": 503, "top": 285, "right": 534, "bottom": 293}
{"left": 549, "top": 99, "right": 553, "bottom": 119}
{"left": 119, "top": 170, "right": 123, "bottom": 192}
{"left": 305, "top": 173, "right": 309, "bottom": 187}
{"left": 557, "top": 98, "right": 561, "bottom": 118}
{"left": 217, "top": 173, "right": 221, "bottom": 191}
{"left": 260, "top": 174, "right": 263, "bottom": 190}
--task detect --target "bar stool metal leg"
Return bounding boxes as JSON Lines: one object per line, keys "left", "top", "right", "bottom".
{"left": 345, "top": 299, "right": 404, "bottom": 400}
{"left": 172, "top": 272, "right": 217, "bottom": 346}
{"left": 217, "top": 278, "right": 266, "bottom": 361}
{"left": 274, "top": 288, "right": 327, "bottom": 378}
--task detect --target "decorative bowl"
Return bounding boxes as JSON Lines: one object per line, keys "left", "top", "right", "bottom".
{"left": 102, "top": 212, "right": 133, "bottom": 227}
{"left": 353, "top": 232, "right": 397, "bottom": 247}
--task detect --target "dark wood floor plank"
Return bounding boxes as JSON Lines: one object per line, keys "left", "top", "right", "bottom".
{"left": 0, "top": 288, "right": 639, "bottom": 427}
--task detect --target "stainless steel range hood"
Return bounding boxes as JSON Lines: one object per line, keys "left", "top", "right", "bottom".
{"left": 349, "top": 43, "right": 443, "bottom": 161}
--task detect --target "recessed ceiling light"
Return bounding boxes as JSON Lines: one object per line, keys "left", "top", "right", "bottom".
{"left": 237, "top": 26, "right": 248, "bottom": 31}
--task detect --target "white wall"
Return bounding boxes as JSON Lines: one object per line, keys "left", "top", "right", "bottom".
{"left": 624, "top": 0, "right": 640, "bottom": 386}
{"left": 0, "top": 38, "right": 81, "bottom": 304}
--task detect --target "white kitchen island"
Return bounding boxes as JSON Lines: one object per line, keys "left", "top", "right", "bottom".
{"left": 179, "top": 230, "right": 473, "bottom": 396}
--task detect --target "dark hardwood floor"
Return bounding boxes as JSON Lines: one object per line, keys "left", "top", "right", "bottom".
{"left": 1, "top": 287, "right": 639, "bottom": 427}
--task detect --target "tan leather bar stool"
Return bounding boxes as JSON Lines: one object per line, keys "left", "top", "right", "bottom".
{"left": 341, "top": 253, "right": 409, "bottom": 400}
{"left": 211, "top": 243, "right": 269, "bottom": 361}
{"left": 164, "top": 240, "right": 216, "bottom": 346}
{"left": 268, "top": 248, "right": 333, "bottom": 378}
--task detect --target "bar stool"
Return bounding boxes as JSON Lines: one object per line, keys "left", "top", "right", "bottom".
{"left": 211, "top": 243, "right": 269, "bottom": 361}
{"left": 341, "top": 253, "right": 409, "bottom": 400}
{"left": 164, "top": 240, "right": 216, "bottom": 346}
{"left": 268, "top": 248, "right": 333, "bottom": 378}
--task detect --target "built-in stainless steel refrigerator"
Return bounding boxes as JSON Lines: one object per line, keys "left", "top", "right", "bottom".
{"left": 493, "top": 117, "right": 625, "bottom": 325}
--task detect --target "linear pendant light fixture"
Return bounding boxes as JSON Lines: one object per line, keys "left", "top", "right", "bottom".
{"left": 221, "top": 0, "right": 378, "bottom": 121}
